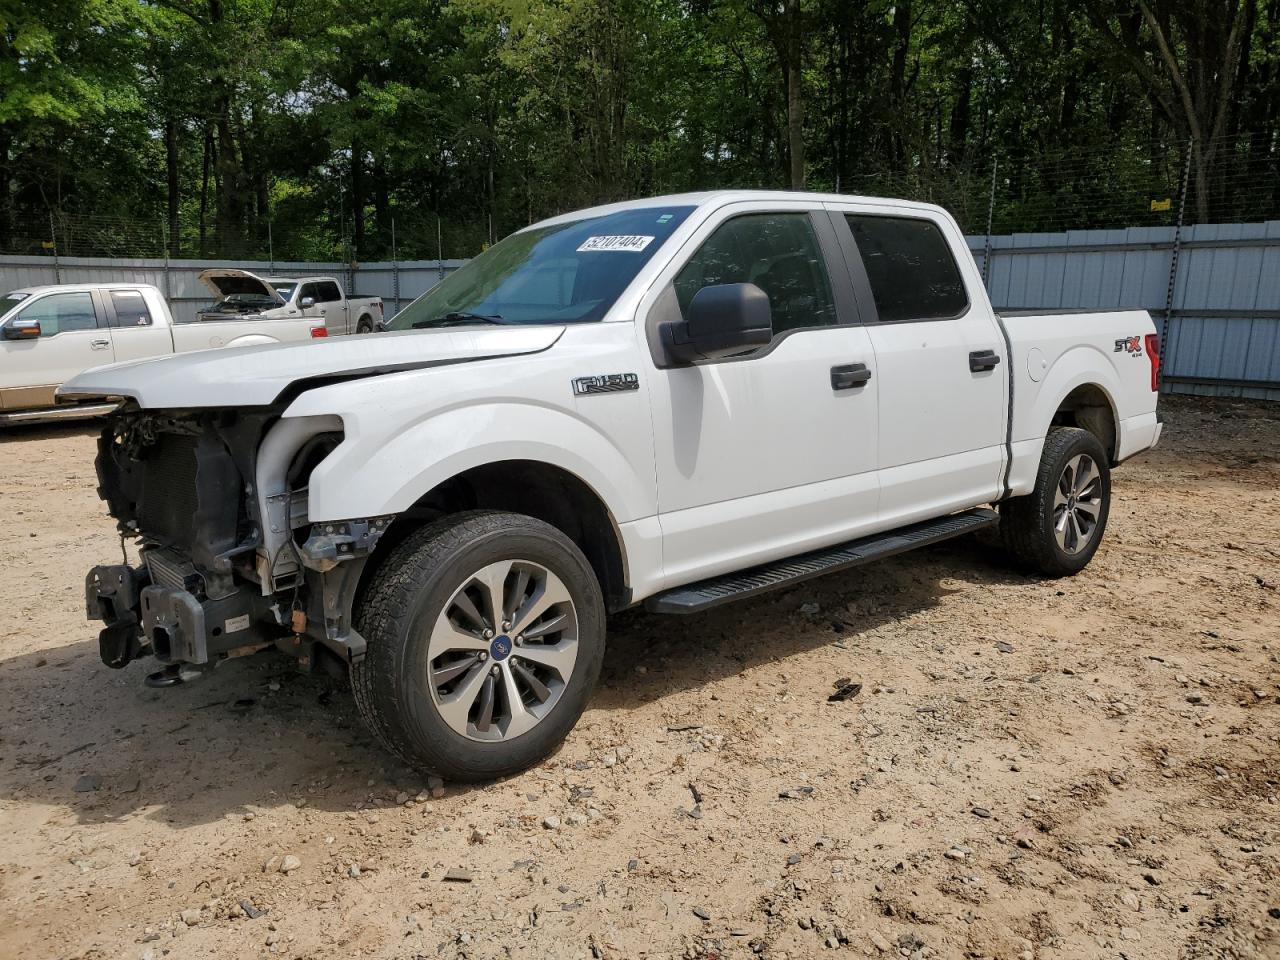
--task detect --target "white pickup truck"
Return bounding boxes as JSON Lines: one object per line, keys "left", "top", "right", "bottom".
{"left": 0, "top": 282, "right": 333, "bottom": 423}
{"left": 198, "top": 269, "right": 384, "bottom": 335}
{"left": 65, "top": 191, "right": 1161, "bottom": 782}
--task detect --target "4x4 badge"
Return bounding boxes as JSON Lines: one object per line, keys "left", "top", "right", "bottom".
{"left": 572, "top": 373, "right": 639, "bottom": 396}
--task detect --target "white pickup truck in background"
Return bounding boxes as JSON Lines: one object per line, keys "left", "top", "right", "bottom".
{"left": 0, "top": 282, "right": 332, "bottom": 423}
{"left": 199, "top": 270, "right": 384, "bottom": 335}
{"left": 67, "top": 190, "right": 1162, "bottom": 782}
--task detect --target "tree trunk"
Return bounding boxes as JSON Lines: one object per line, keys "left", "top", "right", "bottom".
{"left": 351, "top": 135, "right": 365, "bottom": 260}
{"left": 786, "top": 2, "right": 805, "bottom": 191}
{"left": 0, "top": 126, "right": 10, "bottom": 252}
{"left": 199, "top": 125, "right": 212, "bottom": 257}
{"left": 890, "top": 0, "right": 912, "bottom": 169}
{"left": 214, "top": 101, "right": 243, "bottom": 257}
{"left": 165, "top": 118, "right": 180, "bottom": 258}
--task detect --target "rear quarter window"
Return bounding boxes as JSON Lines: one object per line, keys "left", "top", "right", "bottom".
{"left": 845, "top": 215, "right": 968, "bottom": 323}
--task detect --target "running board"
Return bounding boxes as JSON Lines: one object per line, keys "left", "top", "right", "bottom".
{"left": 645, "top": 508, "right": 998, "bottom": 615}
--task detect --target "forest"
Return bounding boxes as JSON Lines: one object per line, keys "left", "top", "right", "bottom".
{"left": 2, "top": 0, "right": 1278, "bottom": 260}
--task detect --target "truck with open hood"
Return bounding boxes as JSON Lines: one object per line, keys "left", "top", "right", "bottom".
{"left": 197, "top": 269, "right": 384, "bottom": 335}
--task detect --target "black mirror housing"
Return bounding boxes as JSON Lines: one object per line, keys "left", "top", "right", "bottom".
{"left": 4, "top": 319, "right": 41, "bottom": 340}
{"left": 661, "top": 282, "right": 772, "bottom": 364}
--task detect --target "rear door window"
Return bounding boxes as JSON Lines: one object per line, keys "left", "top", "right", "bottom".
{"left": 844, "top": 215, "right": 968, "bottom": 322}
{"left": 108, "top": 290, "right": 154, "bottom": 327}
{"left": 316, "top": 281, "right": 343, "bottom": 302}
{"left": 674, "top": 213, "right": 837, "bottom": 336}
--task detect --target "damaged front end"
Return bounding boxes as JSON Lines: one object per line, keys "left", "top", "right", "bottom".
{"left": 86, "top": 408, "right": 388, "bottom": 683}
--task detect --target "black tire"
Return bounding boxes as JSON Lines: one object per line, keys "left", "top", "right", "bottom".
{"left": 356, "top": 318, "right": 373, "bottom": 334}
{"left": 1000, "top": 426, "right": 1111, "bottom": 576}
{"left": 351, "top": 510, "right": 605, "bottom": 781}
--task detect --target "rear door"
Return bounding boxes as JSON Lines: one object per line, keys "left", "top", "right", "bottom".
{"left": 102, "top": 288, "right": 173, "bottom": 362}
{"left": 315, "top": 280, "right": 348, "bottom": 334}
{"left": 827, "top": 206, "right": 1006, "bottom": 525}
{"left": 0, "top": 290, "right": 113, "bottom": 409}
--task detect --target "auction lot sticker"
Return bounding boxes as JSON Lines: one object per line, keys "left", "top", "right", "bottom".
{"left": 577, "top": 235, "right": 655, "bottom": 252}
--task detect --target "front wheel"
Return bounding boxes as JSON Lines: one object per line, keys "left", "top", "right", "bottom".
{"left": 1000, "top": 427, "right": 1111, "bottom": 576}
{"left": 352, "top": 511, "right": 605, "bottom": 781}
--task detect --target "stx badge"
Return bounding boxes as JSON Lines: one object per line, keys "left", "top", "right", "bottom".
{"left": 1114, "top": 336, "right": 1143, "bottom": 356}
{"left": 572, "top": 373, "right": 640, "bottom": 397}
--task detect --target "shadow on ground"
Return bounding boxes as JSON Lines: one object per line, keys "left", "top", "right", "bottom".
{"left": 0, "top": 530, "right": 1032, "bottom": 830}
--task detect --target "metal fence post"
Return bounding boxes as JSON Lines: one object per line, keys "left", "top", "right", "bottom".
{"left": 49, "top": 211, "right": 62, "bottom": 283}
{"left": 162, "top": 218, "right": 172, "bottom": 305}
{"left": 1160, "top": 139, "right": 1193, "bottom": 386}
{"left": 982, "top": 158, "right": 998, "bottom": 289}
{"left": 391, "top": 216, "right": 400, "bottom": 315}
{"left": 437, "top": 215, "right": 444, "bottom": 286}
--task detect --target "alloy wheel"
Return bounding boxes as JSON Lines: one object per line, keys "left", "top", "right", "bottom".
{"left": 426, "top": 559, "right": 579, "bottom": 742}
{"left": 1052, "top": 453, "right": 1103, "bottom": 554}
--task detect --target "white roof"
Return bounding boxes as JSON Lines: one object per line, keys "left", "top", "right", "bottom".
{"left": 526, "top": 189, "right": 947, "bottom": 230}
{"left": 5, "top": 282, "right": 161, "bottom": 298}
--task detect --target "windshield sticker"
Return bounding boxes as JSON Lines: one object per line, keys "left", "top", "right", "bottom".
{"left": 577, "top": 235, "right": 655, "bottom": 253}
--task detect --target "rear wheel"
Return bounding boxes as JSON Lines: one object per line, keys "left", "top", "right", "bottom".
{"left": 1000, "top": 426, "right": 1111, "bottom": 576}
{"left": 352, "top": 511, "right": 605, "bottom": 781}
{"left": 356, "top": 317, "right": 374, "bottom": 334}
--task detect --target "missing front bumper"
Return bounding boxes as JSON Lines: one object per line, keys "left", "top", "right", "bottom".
{"left": 86, "top": 563, "right": 273, "bottom": 669}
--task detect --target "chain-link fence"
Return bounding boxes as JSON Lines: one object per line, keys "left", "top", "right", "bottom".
{"left": 2, "top": 131, "right": 1275, "bottom": 262}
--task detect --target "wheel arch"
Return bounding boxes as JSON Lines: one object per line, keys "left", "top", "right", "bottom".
{"left": 357, "top": 459, "right": 631, "bottom": 614}
{"left": 1048, "top": 382, "right": 1120, "bottom": 464}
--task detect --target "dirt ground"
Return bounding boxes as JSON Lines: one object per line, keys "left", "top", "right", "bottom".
{"left": 0, "top": 396, "right": 1277, "bottom": 960}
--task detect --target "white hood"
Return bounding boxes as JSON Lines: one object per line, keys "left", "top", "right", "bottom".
{"left": 58, "top": 326, "right": 564, "bottom": 409}
{"left": 198, "top": 268, "right": 285, "bottom": 302}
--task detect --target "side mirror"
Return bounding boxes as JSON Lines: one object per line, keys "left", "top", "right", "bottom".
{"left": 3, "top": 319, "right": 41, "bottom": 340}
{"left": 299, "top": 296, "right": 316, "bottom": 309}
{"left": 661, "top": 283, "right": 772, "bottom": 364}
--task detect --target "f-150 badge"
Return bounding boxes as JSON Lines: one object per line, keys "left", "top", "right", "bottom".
{"left": 572, "top": 373, "right": 640, "bottom": 396}
{"left": 1114, "top": 336, "right": 1143, "bottom": 355}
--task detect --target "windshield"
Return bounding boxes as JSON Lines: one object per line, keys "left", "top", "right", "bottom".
{"left": 223, "top": 293, "right": 277, "bottom": 304}
{"left": 2, "top": 292, "right": 29, "bottom": 319}
{"left": 270, "top": 283, "right": 297, "bottom": 300}
{"left": 388, "top": 205, "right": 695, "bottom": 330}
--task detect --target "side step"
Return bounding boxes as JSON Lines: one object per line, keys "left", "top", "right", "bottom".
{"left": 645, "top": 508, "right": 997, "bottom": 614}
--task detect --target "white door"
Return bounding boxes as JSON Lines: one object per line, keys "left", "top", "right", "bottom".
{"left": 102, "top": 288, "right": 173, "bottom": 362}
{"left": 315, "top": 280, "right": 348, "bottom": 334}
{"left": 0, "top": 290, "right": 113, "bottom": 409}
{"left": 830, "top": 208, "right": 1006, "bottom": 525}
{"left": 297, "top": 282, "right": 326, "bottom": 324}
{"left": 645, "top": 206, "right": 881, "bottom": 588}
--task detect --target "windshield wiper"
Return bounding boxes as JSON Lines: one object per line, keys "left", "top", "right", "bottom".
{"left": 411, "top": 312, "right": 507, "bottom": 329}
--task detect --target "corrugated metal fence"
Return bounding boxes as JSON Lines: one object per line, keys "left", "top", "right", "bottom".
{"left": 970, "top": 220, "right": 1280, "bottom": 401}
{"left": 0, "top": 255, "right": 465, "bottom": 325}
{"left": 3, "top": 220, "right": 1278, "bottom": 399}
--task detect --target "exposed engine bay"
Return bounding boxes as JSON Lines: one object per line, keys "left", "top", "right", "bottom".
{"left": 87, "top": 408, "right": 389, "bottom": 683}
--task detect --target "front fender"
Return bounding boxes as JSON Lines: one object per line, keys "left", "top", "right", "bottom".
{"left": 302, "top": 401, "right": 654, "bottom": 526}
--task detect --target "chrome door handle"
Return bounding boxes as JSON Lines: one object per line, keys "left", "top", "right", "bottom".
{"left": 90, "top": 339, "right": 111, "bottom": 350}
